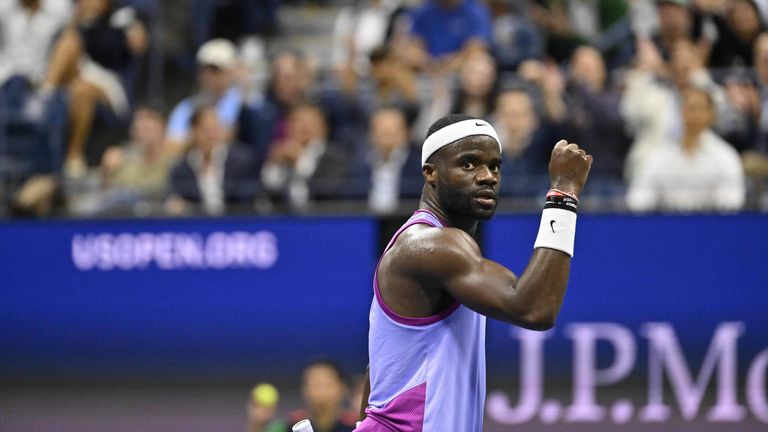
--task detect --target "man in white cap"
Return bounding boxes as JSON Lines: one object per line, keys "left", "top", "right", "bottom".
{"left": 166, "top": 38, "right": 243, "bottom": 153}
{"left": 357, "top": 114, "right": 592, "bottom": 431}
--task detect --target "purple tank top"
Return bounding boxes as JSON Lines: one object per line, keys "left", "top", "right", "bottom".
{"left": 359, "top": 210, "right": 486, "bottom": 431}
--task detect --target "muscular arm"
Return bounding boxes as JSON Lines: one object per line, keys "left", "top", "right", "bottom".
{"left": 404, "top": 227, "right": 570, "bottom": 330}
{"left": 403, "top": 140, "right": 591, "bottom": 330}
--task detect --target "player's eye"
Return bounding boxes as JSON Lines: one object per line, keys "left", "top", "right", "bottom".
{"left": 489, "top": 164, "right": 500, "bottom": 173}
{"left": 463, "top": 161, "right": 475, "bottom": 170}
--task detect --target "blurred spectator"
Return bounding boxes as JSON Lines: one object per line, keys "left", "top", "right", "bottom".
{"left": 517, "top": 59, "right": 568, "bottom": 123}
{"left": 332, "top": 0, "right": 402, "bottom": 74}
{"left": 529, "top": 0, "right": 630, "bottom": 64}
{"left": 653, "top": 0, "right": 698, "bottom": 58}
{"left": 621, "top": 37, "right": 733, "bottom": 179}
{"left": 406, "top": 0, "right": 492, "bottom": 72}
{"left": 167, "top": 105, "right": 258, "bottom": 215}
{"left": 700, "top": 0, "right": 764, "bottom": 68}
{"left": 285, "top": 360, "right": 356, "bottom": 432}
{"left": 450, "top": 49, "right": 498, "bottom": 119}
{"left": 166, "top": 38, "right": 243, "bottom": 153}
{"left": 627, "top": 86, "right": 745, "bottom": 212}
{"left": 0, "top": 0, "right": 70, "bottom": 110}
{"left": 43, "top": 0, "right": 148, "bottom": 177}
{"left": 360, "top": 46, "right": 420, "bottom": 125}
{"left": 359, "top": 107, "right": 421, "bottom": 214}
{"left": 260, "top": 104, "right": 347, "bottom": 211}
{"left": 247, "top": 383, "right": 286, "bottom": 432}
{"left": 238, "top": 49, "right": 313, "bottom": 161}
{"left": 492, "top": 88, "right": 561, "bottom": 196}
{"left": 73, "top": 102, "right": 173, "bottom": 215}
{"left": 487, "top": 0, "right": 545, "bottom": 71}
{"left": 566, "top": 46, "right": 631, "bottom": 188}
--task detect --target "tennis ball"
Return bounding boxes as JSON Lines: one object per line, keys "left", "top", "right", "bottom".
{"left": 252, "top": 383, "right": 279, "bottom": 408}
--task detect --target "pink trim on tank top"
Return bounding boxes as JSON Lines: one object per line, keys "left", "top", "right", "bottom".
{"left": 373, "top": 210, "right": 461, "bottom": 327}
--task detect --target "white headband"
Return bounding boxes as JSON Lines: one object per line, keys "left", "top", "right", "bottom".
{"left": 421, "top": 119, "right": 502, "bottom": 166}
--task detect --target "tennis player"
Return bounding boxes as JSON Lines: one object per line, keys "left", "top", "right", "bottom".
{"left": 355, "top": 114, "right": 593, "bottom": 431}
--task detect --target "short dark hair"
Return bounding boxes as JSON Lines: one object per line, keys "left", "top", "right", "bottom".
{"left": 426, "top": 114, "right": 475, "bottom": 139}
{"left": 303, "top": 359, "right": 345, "bottom": 384}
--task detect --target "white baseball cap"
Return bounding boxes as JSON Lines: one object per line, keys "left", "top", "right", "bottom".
{"left": 196, "top": 38, "right": 238, "bottom": 70}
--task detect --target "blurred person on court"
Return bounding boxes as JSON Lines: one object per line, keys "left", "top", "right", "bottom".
{"left": 356, "top": 114, "right": 592, "bottom": 430}
{"left": 627, "top": 86, "right": 745, "bottom": 212}
{"left": 166, "top": 38, "right": 244, "bottom": 154}
{"left": 260, "top": 104, "right": 347, "bottom": 211}
{"left": 41, "top": 0, "right": 148, "bottom": 177}
{"left": 285, "top": 360, "right": 356, "bottom": 432}
{"left": 167, "top": 105, "right": 258, "bottom": 215}
{"left": 70, "top": 102, "right": 173, "bottom": 216}
{"left": 247, "top": 383, "right": 286, "bottom": 432}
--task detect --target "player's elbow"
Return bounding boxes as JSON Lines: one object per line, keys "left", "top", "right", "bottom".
{"left": 514, "top": 311, "right": 556, "bottom": 331}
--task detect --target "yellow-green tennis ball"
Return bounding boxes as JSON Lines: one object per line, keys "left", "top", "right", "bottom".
{"left": 252, "top": 383, "right": 279, "bottom": 408}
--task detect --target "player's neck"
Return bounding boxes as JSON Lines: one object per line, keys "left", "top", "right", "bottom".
{"left": 419, "top": 197, "right": 478, "bottom": 235}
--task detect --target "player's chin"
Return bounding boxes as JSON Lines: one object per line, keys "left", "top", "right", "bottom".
{"left": 471, "top": 202, "right": 497, "bottom": 220}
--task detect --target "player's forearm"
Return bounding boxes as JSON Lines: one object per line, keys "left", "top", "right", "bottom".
{"left": 507, "top": 248, "right": 571, "bottom": 330}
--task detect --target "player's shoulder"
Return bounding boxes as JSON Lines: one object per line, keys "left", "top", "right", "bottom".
{"left": 389, "top": 224, "right": 480, "bottom": 274}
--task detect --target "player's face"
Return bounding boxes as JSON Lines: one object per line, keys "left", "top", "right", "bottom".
{"left": 434, "top": 136, "right": 501, "bottom": 220}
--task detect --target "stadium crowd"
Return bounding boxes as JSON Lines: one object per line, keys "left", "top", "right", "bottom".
{"left": 2, "top": 0, "right": 768, "bottom": 217}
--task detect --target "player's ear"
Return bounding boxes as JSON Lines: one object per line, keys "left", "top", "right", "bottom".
{"left": 423, "top": 163, "right": 437, "bottom": 185}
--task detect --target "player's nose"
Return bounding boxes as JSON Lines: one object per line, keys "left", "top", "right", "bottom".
{"left": 476, "top": 165, "right": 498, "bottom": 186}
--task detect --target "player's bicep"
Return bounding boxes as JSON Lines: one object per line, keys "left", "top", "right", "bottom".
{"left": 441, "top": 255, "right": 524, "bottom": 322}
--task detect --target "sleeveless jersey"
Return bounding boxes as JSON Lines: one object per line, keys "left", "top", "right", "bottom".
{"left": 358, "top": 210, "right": 486, "bottom": 432}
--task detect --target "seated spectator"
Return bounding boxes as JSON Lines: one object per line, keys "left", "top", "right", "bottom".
{"left": 356, "top": 46, "right": 420, "bottom": 126}
{"left": 238, "top": 49, "right": 313, "bottom": 161}
{"left": 359, "top": 107, "right": 421, "bottom": 214}
{"left": 167, "top": 105, "right": 258, "bottom": 215}
{"left": 0, "top": 0, "right": 70, "bottom": 112}
{"left": 260, "top": 104, "right": 347, "bottom": 211}
{"left": 417, "top": 49, "right": 498, "bottom": 140}
{"left": 247, "top": 383, "right": 286, "bottom": 432}
{"left": 406, "top": 0, "right": 492, "bottom": 72}
{"left": 284, "top": 360, "right": 356, "bottom": 432}
{"left": 166, "top": 38, "right": 243, "bottom": 153}
{"left": 42, "top": 0, "right": 148, "bottom": 177}
{"left": 627, "top": 86, "right": 745, "bottom": 212}
{"left": 566, "top": 46, "right": 631, "bottom": 190}
{"left": 75, "top": 102, "right": 173, "bottom": 215}
{"left": 492, "top": 88, "right": 561, "bottom": 196}
{"left": 449, "top": 49, "right": 498, "bottom": 120}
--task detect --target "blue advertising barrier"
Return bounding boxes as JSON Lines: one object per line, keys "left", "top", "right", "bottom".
{"left": 0, "top": 217, "right": 376, "bottom": 379}
{"left": 1, "top": 214, "right": 767, "bottom": 428}
{"left": 484, "top": 214, "right": 768, "bottom": 428}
